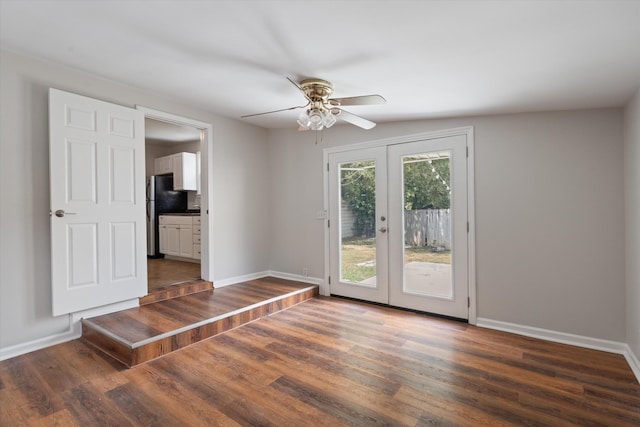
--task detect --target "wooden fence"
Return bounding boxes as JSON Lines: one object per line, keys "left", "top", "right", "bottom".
{"left": 404, "top": 209, "right": 451, "bottom": 249}
{"left": 341, "top": 200, "right": 357, "bottom": 238}
{"left": 341, "top": 204, "right": 451, "bottom": 249}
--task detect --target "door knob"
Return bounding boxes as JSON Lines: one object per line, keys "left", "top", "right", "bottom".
{"left": 378, "top": 227, "right": 387, "bottom": 233}
{"left": 54, "top": 209, "right": 76, "bottom": 217}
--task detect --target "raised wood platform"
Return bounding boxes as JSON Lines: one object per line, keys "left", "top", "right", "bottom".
{"left": 140, "top": 279, "right": 213, "bottom": 305}
{"left": 82, "top": 277, "right": 318, "bottom": 367}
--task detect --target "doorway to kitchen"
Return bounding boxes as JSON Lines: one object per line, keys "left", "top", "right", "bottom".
{"left": 325, "top": 128, "right": 475, "bottom": 321}
{"left": 138, "top": 106, "right": 213, "bottom": 293}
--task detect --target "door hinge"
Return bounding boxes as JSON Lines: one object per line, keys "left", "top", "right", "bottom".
{"left": 467, "top": 221, "right": 469, "bottom": 232}
{"left": 327, "top": 219, "right": 330, "bottom": 228}
{"left": 468, "top": 297, "right": 470, "bottom": 308}
{"left": 327, "top": 163, "right": 330, "bottom": 172}
{"left": 466, "top": 146, "right": 469, "bottom": 158}
{"left": 328, "top": 276, "right": 331, "bottom": 284}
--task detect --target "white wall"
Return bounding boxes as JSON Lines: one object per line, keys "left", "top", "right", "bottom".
{"left": 0, "top": 50, "right": 270, "bottom": 350}
{"left": 268, "top": 108, "right": 626, "bottom": 342}
{"left": 624, "top": 89, "right": 640, "bottom": 360}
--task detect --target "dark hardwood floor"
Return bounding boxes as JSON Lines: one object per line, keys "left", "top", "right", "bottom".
{"left": 1, "top": 296, "right": 638, "bottom": 426}
{"left": 147, "top": 258, "right": 201, "bottom": 291}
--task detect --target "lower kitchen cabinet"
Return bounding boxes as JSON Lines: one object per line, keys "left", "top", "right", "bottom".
{"left": 159, "top": 215, "right": 201, "bottom": 260}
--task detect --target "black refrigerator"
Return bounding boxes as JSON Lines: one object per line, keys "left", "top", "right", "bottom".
{"left": 146, "top": 175, "right": 188, "bottom": 257}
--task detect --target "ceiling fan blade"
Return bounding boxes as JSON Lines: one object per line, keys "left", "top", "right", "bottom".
{"left": 287, "top": 76, "right": 302, "bottom": 91}
{"left": 287, "top": 76, "right": 313, "bottom": 102}
{"left": 338, "top": 109, "right": 377, "bottom": 130}
{"left": 241, "top": 103, "right": 308, "bottom": 118}
{"left": 329, "top": 94, "right": 386, "bottom": 106}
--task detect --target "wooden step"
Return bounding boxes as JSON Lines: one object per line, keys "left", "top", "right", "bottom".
{"left": 82, "top": 277, "right": 318, "bottom": 367}
{"left": 139, "top": 279, "right": 213, "bottom": 305}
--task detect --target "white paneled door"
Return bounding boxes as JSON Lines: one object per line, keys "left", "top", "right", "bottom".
{"left": 49, "top": 89, "right": 147, "bottom": 316}
{"left": 328, "top": 134, "right": 469, "bottom": 319}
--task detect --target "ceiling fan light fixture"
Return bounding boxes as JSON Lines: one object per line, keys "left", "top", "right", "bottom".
{"left": 297, "top": 110, "right": 311, "bottom": 128}
{"left": 323, "top": 110, "right": 337, "bottom": 128}
{"left": 308, "top": 109, "right": 324, "bottom": 130}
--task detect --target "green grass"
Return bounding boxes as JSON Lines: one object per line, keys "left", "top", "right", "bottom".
{"left": 340, "top": 237, "right": 451, "bottom": 283}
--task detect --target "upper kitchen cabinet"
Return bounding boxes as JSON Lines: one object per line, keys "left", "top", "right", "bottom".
{"left": 154, "top": 152, "right": 197, "bottom": 191}
{"left": 173, "top": 152, "right": 197, "bottom": 191}
{"left": 154, "top": 155, "right": 172, "bottom": 175}
{"left": 196, "top": 151, "right": 201, "bottom": 195}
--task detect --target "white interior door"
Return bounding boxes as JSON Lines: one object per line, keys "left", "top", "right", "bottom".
{"left": 328, "top": 135, "right": 469, "bottom": 319}
{"left": 49, "top": 89, "right": 147, "bottom": 316}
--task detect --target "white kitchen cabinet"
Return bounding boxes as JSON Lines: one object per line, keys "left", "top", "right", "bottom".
{"left": 153, "top": 152, "right": 197, "bottom": 191}
{"left": 159, "top": 223, "right": 167, "bottom": 254}
{"left": 159, "top": 215, "right": 201, "bottom": 260}
{"left": 165, "top": 224, "right": 181, "bottom": 256}
{"left": 193, "top": 216, "right": 201, "bottom": 258}
{"left": 154, "top": 155, "right": 172, "bottom": 175}
{"left": 172, "top": 152, "right": 197, "bottom": 191}
{"left": 179, "top": 226, "right": 193, "bottom": 258}
{"left": 196, "top": 151, "right": 201, "bottom": 195}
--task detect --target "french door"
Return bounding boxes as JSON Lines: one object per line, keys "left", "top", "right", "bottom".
{"left": 328, "top": 134, "right": 469, "bottom": 319}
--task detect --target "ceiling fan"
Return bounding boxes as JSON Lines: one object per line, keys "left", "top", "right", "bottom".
{"left": 241, "top": 77, "right": 386, "bottom": 131}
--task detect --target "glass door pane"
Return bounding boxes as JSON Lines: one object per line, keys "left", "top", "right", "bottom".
{"left": 401, "top": 152, "right": 452, "bottom": 298}
{"left": 339, "top": 160, "right": 377, "bottom": 286}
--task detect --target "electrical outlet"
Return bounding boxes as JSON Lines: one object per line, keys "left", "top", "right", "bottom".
{"left": 302, "top": 268, "right": 309, "bottom": 277}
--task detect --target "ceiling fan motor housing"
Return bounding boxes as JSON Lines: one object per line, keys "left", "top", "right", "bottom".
{"left": 300, "top": 79, "right": 335, "bottom": 103}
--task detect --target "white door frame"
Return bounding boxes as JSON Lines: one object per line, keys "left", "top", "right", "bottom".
{"left": 322, "top": 126, "right": 476, "bottom": 324}
{"left": 136, "top": 106, "right": 214, "bottom": 283}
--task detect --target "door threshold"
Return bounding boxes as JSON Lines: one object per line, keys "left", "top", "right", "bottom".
{"left": 329, "top": 294, "right": 468, "bottom": 323}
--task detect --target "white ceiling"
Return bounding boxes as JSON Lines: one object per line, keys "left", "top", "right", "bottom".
{"left": 1, "top": 1, "right": 639, "bottom": 130}
{"left": 145, "top": 118, "right": 201, "bottom": 144}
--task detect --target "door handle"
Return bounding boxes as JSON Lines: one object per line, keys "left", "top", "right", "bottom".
{"left": 378, "top": 227, "right": 387, "bottom": 233}
{"left": 54, "top": 209, "right": 76, "bottom": 218}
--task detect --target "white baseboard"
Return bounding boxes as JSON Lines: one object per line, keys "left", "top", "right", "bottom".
{"left": 71, "top": 298, "right": 140, "bottom": 322}
{"left": 0, "top": 298, "right": 140, "bottom": 362}
{"left": 267, "top": 270, "right": 323, "bottom": 286}
{"left": 477, "top": 317, "right": 640, "bottom": 383}
{"left": 214, "top": 270, "right": 323, "bottom": 289}
{"left": 0, "top": 317, "right": 79, "bottom": 362}
{"left": 214, "top": 271, "right": 271, "bottom": 288}
{"left": 623, "top": 344, "right": 640, "bottom": 383}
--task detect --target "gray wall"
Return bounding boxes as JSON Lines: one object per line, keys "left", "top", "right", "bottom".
{"left": 268, "top": 108, "right": 627, "bottom": 342}
{"left": 625, "top": 89, "right": 640, "bottom": 359}
{"left": 0, "top": 50, "right": 270, "bottom": 349}
{"left": 0, "top": 47, "right": 636, "bottom": 363}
